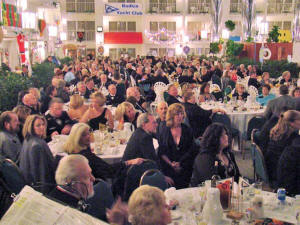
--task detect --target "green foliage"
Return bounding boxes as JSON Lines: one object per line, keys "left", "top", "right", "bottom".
{"left": 268, "top": 26, "right": 280, "bottom": 43}
{"left": 210, "top": 42, "right": 220, "bottom": 54}
{"left": 30, "top": 62, "right": 55, "bottom": 89}
{"left": 246, "top": 36, "right": 254, "bottom": 42}
{"left": 59, "top": 57, "right": 73, "bottom": 66}
{"left": 225, "top": 20, "right": 236, "bottom": 32}
{"left": 0, "top": 72, "right": 32, "bottom": 112}
{"left": 226, "top": 40, "right": 244, "bottom": 57}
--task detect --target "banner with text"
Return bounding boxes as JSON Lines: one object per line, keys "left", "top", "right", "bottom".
{"left": 104, "top": 3, "right": 143, "bottom": 16}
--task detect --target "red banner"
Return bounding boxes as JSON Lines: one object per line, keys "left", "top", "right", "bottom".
{"left": 104, "top": 32, "right": 143, "bottom": 44}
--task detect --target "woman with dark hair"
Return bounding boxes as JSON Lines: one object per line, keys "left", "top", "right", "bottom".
{"left": 199, "top": 82, "right": 216, "bottom": 103}
{"left": 190, "top": 123, "right": 240, "bottom": 186}
{"left": 40, "top": 85, "right": 57, "bottom": 113}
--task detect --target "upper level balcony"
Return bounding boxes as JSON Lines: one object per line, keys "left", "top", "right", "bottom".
{"left": 66, "top": 1, "right": 95, "bottom": 13}
{"left": 148, "top": 2, "right": 179, "bottom": 14}
{"left": 267, "top": 2, "right": 293, "bottom": 14}
{"left": 188, "top": 2, "right": 211, "bottom": 14}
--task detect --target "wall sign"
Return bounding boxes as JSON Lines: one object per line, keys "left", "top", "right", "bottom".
{"left": 104, "top": 3, "right": 143, "bottom": 16}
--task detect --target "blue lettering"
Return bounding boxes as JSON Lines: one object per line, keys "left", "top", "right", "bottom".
{"left": 131, "top": 11, "right": 142, "bottom": 15}
{"left": 121, "top": 4, "right": 138, "bottom": 8}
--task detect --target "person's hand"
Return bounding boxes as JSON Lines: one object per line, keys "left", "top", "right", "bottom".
{"left": 61, "top": 125, "right": 72, "bottom": 135}
{"left": 126, "top": 158, "right": 145, "bottom": 166}
{"left": 106, "top": 197, "right": 128, "bottom": 225}
{"left": 51, "top": 131, "right": 59, "bottom": 138}
{"left": 172, "top": 162, "right": 181, "bottom": 172}
{"left": 165, "top": 176, "right": 174, "bottom": 186}
{"left": 212, "top": 108, "right": 226, "bottom": 114}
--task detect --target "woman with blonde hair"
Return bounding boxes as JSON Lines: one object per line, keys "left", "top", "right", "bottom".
{"left": 115, "top": 102, "right": 139, "bottom": 130}
{"left": 157, "top": 103, "right": 197, "bottom": 189}
{"left": 80, "top": 92, "right": 113, "bottom": 131}
{"left": 63, "top": 123, "right": 143, "bottom": 181}
{"left": 67, "top": 94, "right": 88, "bottom": 121}
{"left": 19, "top": 114, "right": 55, "bottom": 193}
{"left": 128, "top": 185, "right": 171, "bottom": 225}
{"left": 265, "top": 110, "right": 300, "bottom": 183}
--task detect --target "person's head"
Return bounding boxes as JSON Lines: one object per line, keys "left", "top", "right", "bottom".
{"left": 167, "top": 84, "right": 178, "bottom": 97}
{"left": 64, "top": 123, "right": 91, "bottom": 154}
{"left": 201, "top": 123, "right": 230, "bottom": 154}
{"left": 22, "top": 93, "right": 37, "bottom": 107}
{"left": 0, "top": 111, "right": 19, "bottom": 133}
{"left": 115, "top": 102, "right": 136, "bottom": 121}
{"left": 247, "top": 65, "right": 252, "bottom": 71}
{"left": 29, "top": 88, "right": 40, "bottom": 101}
{"left": 183, "top": 91, "right": 196, "bottom": 104}
{"left": 55, "top": 155, "right": 95, "bottom": 200}
{"left": 100, "top": 74, "right": 107, "bottom": 84}
{"left": 45, "top": 85, "right": 57, "bottom": 97}
{"left": 22, "top": 114, "right": 47, "bottom": 139}
{"left": 156, "top": 102, "right": 168, "bottom": 121}
{"left": 279, "top": 85, "right": 289, "bottom": 95}
{"left": 282, "top": 71, "right": 291, "bottom": 81}
{"left": 201, "top": 67, "right": 207, "bottom": 75}
{"left": 12, "top": 105, "right": 31, "bottom": 124}
{"left": 250, "top": 71, "right": 257, "bottom": 78}
{"left": 176, "top": 67, "right": 182, "bottom": 74}
{"left": 77, "top": 82, "right": 86, "bottom": 94}
{"left": 70, "top": 94, "right": 84, "bottom": 110}
{"left": 270, "top": 110, "right": 300, "bottom": 141}
{"left": 127, "top": 87, "right": 141, "bottom": 102}
{"left": 128, "top": 185, "right": 171, "bottom": 225}
{"left": 236, "top": 83, "right": 245, "bottom": 95}
{"left": 85, "top": 77, "right": 94, "bottom": 90}
{"left": 262, "top": 72, "right": 269, "bottom": 81}
{"left": 108, "top": 84, "right": 117, "bottom": 96}
{"left": 49, "top": 98, "right": 64, "bottom": 118}
{"left": 166, "top": 103, "right": 186, "bottom": 128}
{"left": 240, "top": 64, "right": 245, "bottom": 70}
{"left": 292, "top": 87, "right": 300, "bottom": 98}
{"left": 90, "top": 92, "right": 106, "bottom": 108}
{"left": 200, "top": 82, "right": 210, "bottom": 95}
{"left": 262, "top": 84, "right": 271, "bottom": 96}
{"left": 57, "top": 79, "right": 66, "bottom": 89}
{"left": 137, "top": 113, "right": 157, "bottom": 134}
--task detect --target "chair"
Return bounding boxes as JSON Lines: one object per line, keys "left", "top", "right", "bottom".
{"left": 248, "top": 85, "right": 259, "bottom": 97}
{"left": 130, "top": 75, "right": 136, "bottom": 87}
{"left": 154, "top": 82, "right": 167, "bottom": 103}
{"left": 212, "top": 113, "right": 241, "bottom": 152}
{"left": 140, "top": 169, "right": 168, "bottom": 191}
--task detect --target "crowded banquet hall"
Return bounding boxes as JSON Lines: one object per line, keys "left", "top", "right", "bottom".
{"left": 1, "top": 0, "right": 300, "bottom": 224}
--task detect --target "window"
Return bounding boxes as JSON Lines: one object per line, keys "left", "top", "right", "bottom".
{"left": 189, "top": 48, "right": 210, "bottom": 55}
{"left": 267, "top": 0, "right": 292, "bottom": 13}
{"left": 188, "top": 0, "right": 210, "bottom": 13}
{"left": 67, "top": 21, "right": 95, "bottom": 41}
{"left": 187, "top": 22, "right": 210, "bottom": 40}
{"left": 109, "top": 48, "right": 136, "bottom": 59}
{"left": 149, "top": 21, "right": 176, "bottom": 41}
{"left": 149, "top": 48, "right": 175, "bottom": 57}
{"left": 268, "top": 21, "right": 292, "bottom": 31}
{"left": 108, "top": 0, "right": 135, "bottom": 2}
{"left": 149, "top": 0, "right": 176, "bottom": 13}
{"left": 109, "top": 21, "right": 136, "bottom": 32}
{"left": 66, "top": 0, "right": 94, "bottom": 12}
{"left": 230, "top": 0, "right": 242, "bottom": 13}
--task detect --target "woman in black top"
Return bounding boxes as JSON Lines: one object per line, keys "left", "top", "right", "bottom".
{"left": 190, "top": 123, "right": 240, "bottom": 186}
{"left": 232, "top": 83, "right": 249, "bottom": 101}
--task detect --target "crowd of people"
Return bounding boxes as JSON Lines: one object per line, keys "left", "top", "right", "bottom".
{"left": 0, "top": 54, "right": 300, "bottom": 224}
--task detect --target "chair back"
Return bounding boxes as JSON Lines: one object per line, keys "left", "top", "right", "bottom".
{"left": 248, "top": 85, "right": 259, "bottom": 97}
{"left": 251, "top": 143, "right": 269, "bottom": 184}
{"left": 246, "top": 116, "right": 266, "bottom": 140}
{"left": 212, "top": 113, "right": 232, "bottom": 130}
{"left": 154, "top": 82, "right": 167, "bottom": 102}
{"left": 140, "top": 169, "right": 168, "bottom": 191}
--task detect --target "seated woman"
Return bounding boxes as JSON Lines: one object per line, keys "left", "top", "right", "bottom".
{"left": 190, "top": 123, "right": 240, "bottom": 186}
{"left": 67, "top": 94, "right": 88, "bottom": 121}
{"left": 63, "top": 123, "right": 143, "bottom": 181}
{"left": 232, "top": 83, "right": 249, "bottom": 101}
{"left": 80, "top": 92, "right": 114, "bottom": 131}
{"left": 280, "top": 71, "right": 292, "bottom": 86}
{"left": 19, "top": 114, "right": 55, "bottom": 194}
{"left": 158, "top": 103, "right": 197, "bottom": 189}
{"left": 115, "top": 102, "right": 139, "bottom": 131}
{"left": 199, "top": 82, "right": 216, "bottom": 103}
{"left": 292, "top": 87, "right": 300, "bottom": 98}
{"left": 265, "top": 110, "right": 300, "bottom": 184}
{"left": 128, "top": 185, "right": 171, "bottom": 225}
{"left": 260, "top": 72, "right": 273, "bottom": 87}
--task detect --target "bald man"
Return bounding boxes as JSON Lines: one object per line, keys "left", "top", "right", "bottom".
{"left": 22, "top": 93, "right": 40, "bottom": 114}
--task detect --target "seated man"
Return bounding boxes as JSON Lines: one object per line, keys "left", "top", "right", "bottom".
{"left": 256, "top": 84, "right": 275, "bottom": 106}
{"left": 84, "top": 77, "right": 96, "bottom": 99}
{"left": 48, "top": 155, "right": 114, "bottom": 221}
{"left": 106, "top": 84, "right": 125, "bottom": 107}
{"left": 0, "top": 111, "right": 22, "bottom": 162}
{"left": 45, "top": 98, "right": 74, "bottom": 142}
{"left": 165, "top": 84, "right": 181, "bottom": 106}
{"left": 126, "top": 86, "right": 147, "bottom": 112}
{"left": 75, "top": 82, "right": 87, "bottom": 99}
{"left": 22, "top": 93, "right": 40, "bottom": 114}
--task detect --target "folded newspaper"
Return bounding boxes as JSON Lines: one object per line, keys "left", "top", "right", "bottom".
{"left": 0, "top": 185, "right": 109, "bottom": 225}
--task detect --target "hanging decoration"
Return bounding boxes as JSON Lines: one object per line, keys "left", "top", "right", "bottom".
{"left": 1, "top": 2, "right": 22, "bottom": 28}
{"left": 16, "top": 33, "right": 26, "bottom": 64}
{"left": 183, "top": 46, "right": 190, "bottom": 55}
{"left": 38, "top": 19, "right": 46, "bottom": 37}
{"left": 242, "top": 0, "right": 256, "bottom": 40}
{"left": 145, "top": 28, "right": 179, "bottom": 45}
{"left": 77, "top": 31, "right": 85, "bottom": 42}
{"left": 210, "top": 0, "right": 223, "bottom": 41}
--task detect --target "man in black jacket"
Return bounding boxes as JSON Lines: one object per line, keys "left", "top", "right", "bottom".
{"left": 106, "top": 84, "right": 125, "bottom": 107}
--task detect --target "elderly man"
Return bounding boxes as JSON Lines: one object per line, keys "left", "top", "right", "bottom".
{"left": 106, "top": 84, "right": 125, "bottom": 107}
{"left": 22, "top": 93, "right": 40, "bottom": 114}
{"left": 45, "top": 98, "right": 74, "bottom": 142}
{"left": 0, "top": 111, "right": 22, "bottom": 162}
{"left": 126, "top": 86, "right": 147, "bottom": 112}
{"left": 75, "top": 82, "right": 87, "bottom": 98}
{"left": 84, "top": 77, "right": 95, "bottom": 99}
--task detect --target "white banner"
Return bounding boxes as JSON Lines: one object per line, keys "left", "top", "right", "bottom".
{"left": 104, "top": 3, "right": 143, "bottom": 16}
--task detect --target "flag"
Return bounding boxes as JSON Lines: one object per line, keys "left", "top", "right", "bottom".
{"left": 38, "top": 19, "right": 46, "bottom": 37}
{"left": 2, "top": 3, "right": 22, "bottom": 28}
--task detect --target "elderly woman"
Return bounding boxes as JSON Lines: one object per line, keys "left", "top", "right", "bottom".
{"left": 199, "top": 82, "right": 216, "bottom": 103}
{"left": 280, "top": 71, "right": 292, "bottom": 85}
{"left": 157, "top": 103, "right": 197, "bottom": 189}
{"left": 19, "top": 114, "right": 55, "bottom": 193}
{"left": 191, "top": 123, "right": 240, "bottom": 186}
{"left": 80, "top": 92, "right": 114, "bottom": 131}
{"left": 265, "top": 110, "right": 300, "bottom": 183}
{"left": 115, "top": 102, "right": 139, "bottom": 131}
{"left": 67, "top": 94, "right": 88, "bottom": 121}
{"left": 128, "top": 185, "right": 171, "bottom": 225}
{"left": 260, "top": 72, "right": 273, "bottom": 87}
{"left": 63, "top": 123, "right": 143, "bottom": 181}
{"left": 232, "top": 83, "right": 249, "bottom": 101}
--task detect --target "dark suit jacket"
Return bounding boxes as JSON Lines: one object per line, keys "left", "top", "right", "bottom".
{"left": 264, "top": 95, "right": 296, "bottom": 119}
{"left": 106, "top": 94, "right": 125, "bottom": 107}
{"left": 166, "top": 95, "right": 180, "bottom": 106}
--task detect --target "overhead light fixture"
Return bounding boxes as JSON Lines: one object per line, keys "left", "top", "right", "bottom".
{"left": 97, "top": 26, "right": 103, "bottom": 32}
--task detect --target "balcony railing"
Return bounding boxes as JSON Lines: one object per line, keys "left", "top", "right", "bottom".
{"left": 149, "top": 3, "right": 178, "bottom": 14}
{"left": 188, "top": 3, "right": 211, "bottom": 14}
{"left": 66, "top": 2, "right": 95, "bottom": 13}
{"left": 187, "top": 32, "right": 211, "bottom": 42}
{"left": 67, "top": 31, "right": 95, "bottom": 41}
{"left": 230, "top": 2, "right": 242, "bottom": 13}
{"left": 267, "top": 3, "right": 293, "bottom": 14}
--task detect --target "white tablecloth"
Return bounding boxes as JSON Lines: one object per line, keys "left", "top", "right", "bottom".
{"left": 165, "top": 187, "right": 297, "bottom": 225}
